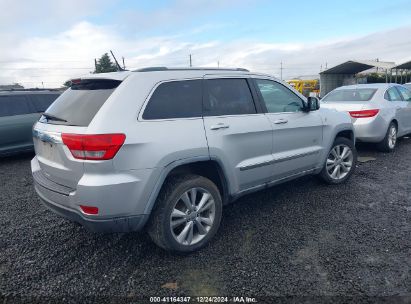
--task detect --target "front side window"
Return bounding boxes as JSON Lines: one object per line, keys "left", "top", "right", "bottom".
{"left": 384, "top": 87, "right": 402, "bottom": 102}
{"left": 255, "top": 79, "right": 303, "bottom": 113}
{"left": 204, "top": 78, "right": 256, "bottom": 116}
{"left": 397, "top": 86, "right": 411, "bottom": 102}
{"left": 143, "top": 80, "right": 202, "bottom": 120}
{"left": 0, "top": 95, "right": 33, "bottom": 117}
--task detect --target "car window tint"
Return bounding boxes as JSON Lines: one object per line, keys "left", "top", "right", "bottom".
{"left": 204, "top": 78, "right": 256, "bottom": 116}
{"left": 29, "top": 93, "right": 60, "bottom": 112}
{"left": 255, "top": 79, "right": 303, "bottom": 113}
{"left": 323, "top": 89, "right": 377, "bottom": 102}
{"left": 0, "top": 95, "right": 34, "bottom": 117}
{"left": 44, "top": 79, "right": 121, "bottom": 126}
{"left": 143, "top": 80, "right": 202, "bottom": 120}
{"left": 397, "top": 86, "right": 411, "bottom": 102}
{"left": 385, "top": 87, "right": 402, "bottom": 101}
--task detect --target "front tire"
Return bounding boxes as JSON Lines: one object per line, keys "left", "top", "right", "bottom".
{"left": 319, "top": 137, "right": 357, "bottom": 184}
{"left": 377, "top": 122, "right": 397, "bottom": 152}
{"left": 147, "top": 174, "right": 222, "bottom": 253}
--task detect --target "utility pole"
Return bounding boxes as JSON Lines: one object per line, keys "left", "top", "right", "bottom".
{"left": 189, "top": 54, "right": 192, "bottom": 67}
{"left": 110, "top": 50, "right": 123, "bottom": 71}
{"left": 280, "top": 62, "right": 283, "bottom": 80}
{"left": 218, "top": 60, "right": 220, "bottom": 68}
{"left": 122, "top": 57, "right": 126, "bottom": 69}
{"left": 94, "top": 58, "right": 97, "bottom": 71}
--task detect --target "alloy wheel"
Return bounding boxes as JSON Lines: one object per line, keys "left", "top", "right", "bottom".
{"left": 326, "top": 144, "right": 354, "bottom": 180}
{"left": 170, "top": 187, "right": 216, "bottom": 246}
{"left": 388, "top": 125, "right": 397, "bottom": 149}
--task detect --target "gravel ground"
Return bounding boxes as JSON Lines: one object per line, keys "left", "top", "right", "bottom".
{"left": 0, "top": 139, "right": 410, "bottom": 302}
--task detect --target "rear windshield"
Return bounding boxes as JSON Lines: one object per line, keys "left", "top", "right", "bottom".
{"left": 42, "top": 79, "right": 121, "bottom": 126}
{"left": 322, "top": 88, "right": 377, "bottom": 102}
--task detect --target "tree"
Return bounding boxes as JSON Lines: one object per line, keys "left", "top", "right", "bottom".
{"left": 94, "top": 53, "right": 118, "bottom": 73}
{"left": 63, "top": 80, "right": 72, "bottom": 88}
{"left": 356, "top": 72, "right": 386, "bottom": 84}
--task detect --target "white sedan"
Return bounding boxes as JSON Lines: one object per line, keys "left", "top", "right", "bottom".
{"left": 321, "top": 83, "right": 411, "bottom": 152}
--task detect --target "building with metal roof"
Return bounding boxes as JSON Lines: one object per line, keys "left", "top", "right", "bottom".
{"left": 391, "top": 60, "right": 411, "bottom": 84}
{"left": 393, "top": 60, "right": 411, "bottom": 70}
{"left": 319, "top": 60, "right": 395, "bottom": 97}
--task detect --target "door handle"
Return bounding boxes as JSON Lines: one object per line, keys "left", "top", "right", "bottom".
{"left": 273, "top": 119, "right": 288, "bottom": 124}
{"left": 210, "top": 123, "right": 230, "bottom": 130}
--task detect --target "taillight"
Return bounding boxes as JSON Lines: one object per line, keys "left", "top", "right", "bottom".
{"left": 61, "top": 133, "right": 126, "bottom": 160}
{"left": 349, "top": 109, "right": 379, "bottom": 118}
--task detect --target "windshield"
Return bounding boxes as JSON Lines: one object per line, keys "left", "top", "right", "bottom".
{"left": 42, "top": 79, "right": 121, "bottom": 126}
{"left": 323, "top": 88, "right": 377, "bottom": 102}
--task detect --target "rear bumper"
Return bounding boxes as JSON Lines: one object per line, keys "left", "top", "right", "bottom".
{"left": 353, "top": 115, "right": 388, "bottom": 143}
{"left": 31, "top": 156, "right": 156, "bottom": 233}
{"left": 35, "top": 183, "right": 147, "bottom": 232}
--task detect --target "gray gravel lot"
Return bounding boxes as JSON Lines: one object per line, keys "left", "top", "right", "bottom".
{"left": 0, "top": 139, "right": 410, "bottom": 302}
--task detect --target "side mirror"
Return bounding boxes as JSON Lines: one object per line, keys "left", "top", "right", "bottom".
{"left": 306, "top": 96, "right": 320, "bottom": 111}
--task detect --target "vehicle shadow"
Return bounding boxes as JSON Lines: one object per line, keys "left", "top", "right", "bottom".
{"left": 0, "top": 151, "right": 34, "bottom": 164}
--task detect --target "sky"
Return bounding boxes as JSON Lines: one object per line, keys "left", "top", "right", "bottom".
{"left": 1, "top": 0, "right": 411, "bottom": 87}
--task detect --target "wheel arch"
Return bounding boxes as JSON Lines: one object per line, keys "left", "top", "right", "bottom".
{"left": 391, "top": 119, "right": 398, "bottom": 129}
{"left": 143, "top": 157, "right": 231, "bottom": 218}
{"left": 335, "top": 129, "right": 355, "bottom": 142}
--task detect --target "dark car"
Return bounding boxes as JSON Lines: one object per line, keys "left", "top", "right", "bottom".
{"left": 0, "top": 90, "right": 61, "bottom": 156}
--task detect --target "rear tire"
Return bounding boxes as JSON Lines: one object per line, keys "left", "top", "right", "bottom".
{"left": 377, "top": 122, "right": 397, "bottom": 152}
{"left": 319, "top": 137, "right": 357, "bottom": 184}
{"left": 147, "top": 174, "right": 222, "bottom": 253}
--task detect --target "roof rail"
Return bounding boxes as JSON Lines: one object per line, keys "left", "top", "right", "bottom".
{"left": 133, "top": 67, "right": 250, "bottom": 72}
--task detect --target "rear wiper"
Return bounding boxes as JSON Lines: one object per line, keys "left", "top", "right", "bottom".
{"left": 42, "top": 113, "right": 67, "bottom": 122}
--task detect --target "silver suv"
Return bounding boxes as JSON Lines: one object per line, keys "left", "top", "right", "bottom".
{"left": 31, "top": 67, "right": 357, "bottom": 253}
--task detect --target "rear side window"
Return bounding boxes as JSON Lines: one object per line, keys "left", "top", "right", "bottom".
{"left": 384, "top": 87, "right": 402, "bottom": 102}
{"left": 0, "top": 95, "right": 34, "bottom": 117}
{"left": 204, "top": 78, "right": 256, "bottom": 116}
{"left": 28, "top": 93, "right": 60, "bottom": 112}
{"left": 397, "top": 86, "right": 411, "bottom": 101}
{"left": 323, "top": 89, "right": 377, "bottom": 102}
{"left": 143, "top": 80, "right": 202, "bottom": 120}
{"left": 43, "top": 79, "right": 121, "bottom": 126}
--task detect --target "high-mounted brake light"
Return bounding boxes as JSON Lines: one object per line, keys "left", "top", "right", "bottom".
{"left": 349, "top": 109, "right": 379, "bottom": 118}
{"left": 61, "top": 133, "right": 126, "bottom": 160}
{"left": 71, "top": 78, "right": 82, "bottom": 84}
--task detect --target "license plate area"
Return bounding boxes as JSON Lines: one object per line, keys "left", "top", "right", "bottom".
{"left": 34, "top": 138, "right": 61, "bottom": 163}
